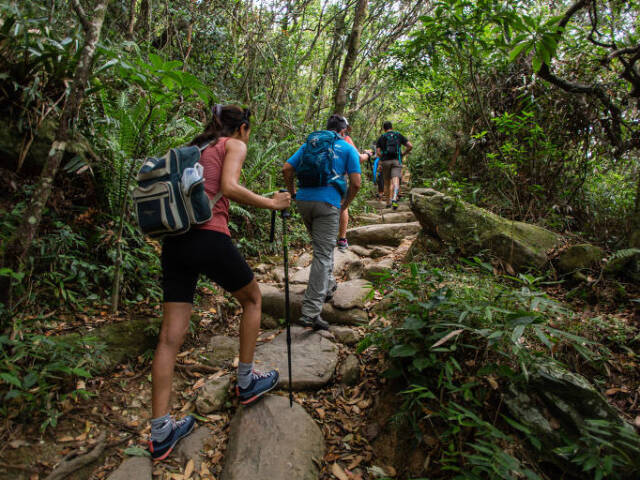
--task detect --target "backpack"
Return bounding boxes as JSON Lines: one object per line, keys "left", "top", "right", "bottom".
{"left": 132, "top": 144, "right": 218, "bottom": 239}
{"left": 382, "top": 131, "right": 402, "bottom": 160}
{"left": 296, "top": 130, "right": 346, "bottom": 195}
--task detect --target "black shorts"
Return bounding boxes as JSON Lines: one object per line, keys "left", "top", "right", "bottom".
{"left": 161, "top": 229, "right": 254, "bottom": 303}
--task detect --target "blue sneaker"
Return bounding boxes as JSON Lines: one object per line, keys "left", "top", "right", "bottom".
{"left": 147, "top": 415, "right": 196, "bottom": 461}
{"left": 236, "top": 370, "right": 279, "bottom": 405}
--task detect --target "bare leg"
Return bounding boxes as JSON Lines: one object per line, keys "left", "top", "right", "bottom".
{"left": 231, "top": 278, "right": 262, "bottom": 364}
{"left": 338, "top": 208, "right": 349, "bottom": 239}
{"left": 152, "top": 302, "right": 192, "bottom": 418}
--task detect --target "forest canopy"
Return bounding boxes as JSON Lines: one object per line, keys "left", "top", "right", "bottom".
{"left": 0, "top": 1, "right": 639, "bottom": 478}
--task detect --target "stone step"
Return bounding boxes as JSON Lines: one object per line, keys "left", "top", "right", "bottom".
{"left": 107, "top": 457, "right": 152, "bottom": 480}
{"left": 359, "top": 211, "right": 416, "bottom": 225}
{"left": 365, "top": 199, "right": 412, "bottom": 213}
{"left": 346, "top": 222, "right": 421, "bottom": 247}
{"left": 255, "top": 326, "right": 338, "bottom": 390}
{"left": 260, "top": 283, "right": 368, "bottom": 326}
{"left": 221, "top": 395, "right": 325, "bottom": 480}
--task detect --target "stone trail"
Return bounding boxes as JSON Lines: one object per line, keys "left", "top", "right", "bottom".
{"left": 103, "top": 198, "right": 419, "bottom": 480}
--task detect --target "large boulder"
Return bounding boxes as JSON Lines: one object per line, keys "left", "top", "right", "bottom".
{"left": 504, "top": 361, "right": 640, "bottom": 473}
{"left": 254, "top": 327, "right": 338, "bottom": 390}
{"left": 221, "top": 395, "right": 325, "bottom": 480}
{"left": 410, "top": 188, "right": 562, "bottom": 270}
{"left": 556, "top": 244, "right": 604, "bottom": 273}
{"left": 346, "top": 222, "right": 421, "bottom": 247}
{"left": 604, "top": 248, "right": 640, "bottom": 282}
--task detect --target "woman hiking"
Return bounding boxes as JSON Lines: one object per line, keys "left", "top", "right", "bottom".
{"left": 148, "top": 104, "right": 291, "bottom": 461}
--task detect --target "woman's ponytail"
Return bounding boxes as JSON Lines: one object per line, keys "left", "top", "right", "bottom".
{"left": 190, "top": 104, "right": 251, "bottom": 147}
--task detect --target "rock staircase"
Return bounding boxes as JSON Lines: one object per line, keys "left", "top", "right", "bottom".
{"left": 106, "top": 199, "right": 419, "bottom": 480}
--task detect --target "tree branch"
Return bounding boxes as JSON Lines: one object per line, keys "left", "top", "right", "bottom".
{"left": 70, "top": 0, "right": 92, "bottom": 33}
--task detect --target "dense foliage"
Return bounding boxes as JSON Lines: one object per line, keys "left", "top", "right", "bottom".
{"left": 0, "top": 0, "right": 638, "bottom": 477}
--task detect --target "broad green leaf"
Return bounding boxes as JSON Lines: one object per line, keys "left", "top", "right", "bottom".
{"left": 0, "top": 372, "right": 22, "bottom": 388}
{"left": 389, "top": 344, "right": 418, "bottom": 357}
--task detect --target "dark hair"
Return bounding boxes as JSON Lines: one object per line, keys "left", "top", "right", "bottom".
{"left": 190, "top": 104, "right": 251, "bottom": 146}
{"left": 383, "top": 121, "right": 392, "bottom": 130}
{"left": 326, "top": 114, "right": 348, "bottom": 133}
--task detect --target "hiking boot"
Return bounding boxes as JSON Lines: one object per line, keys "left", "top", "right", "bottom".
{"left": 299, "top": 315, "right": 330, "bottom": 331}
{"left": 337, "top": 238, "right": 348, "bottom": 251}
{"left": 325, "top": 282, "right": 338, "bottom": 303}
{"left": 236, "top": 369, "right": 279, "bottom": 406}
{"left": 392, "top": 200, "right": 398, "bottom": 210}
{"left": 148, "top": 415, "right": 196, "bottom": 461}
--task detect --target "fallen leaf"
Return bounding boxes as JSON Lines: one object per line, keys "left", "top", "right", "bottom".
{"left": 9, "top": 440, "right": 30, "bottom": 448}
{"left": 431, "top": 329, "right": 464, "bottom": 349}
{"left": 180, "top": 401, "right": 193, "bottom": 413}
{"left": 331, "top": 462, "right": 349, "bottom": 480}
{"left": 348, "top": 455, "right": 364, "bottom": 470}
{"left": 486, "top": 376, "right": 499, "bottom": 390}
{"left": 58, "top": 436, "right": 75, "bottom": 442}
{"left": 193, "top": 378, "right": 206, "bottom": 390}
{"left": 634, "top": 416, "right": 640, "bottom": 430}
{"left": 200, "top": 462, "right": 212, "bottom": 476}
{"left": 316, "top": 408, "right": 326, "bottom": 419}
{"left": 384, "top": 465, "right": 397, "bottom": 476}
{"left": 184, "top": 459, "right": 194, "bottom": 478}
{"left": 605, "top": 387, "right": 627, "bottom": 396}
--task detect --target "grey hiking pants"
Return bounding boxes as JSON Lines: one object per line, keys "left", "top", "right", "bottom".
{"left": 296, "top": 200, "right": 339, "bottom": 319}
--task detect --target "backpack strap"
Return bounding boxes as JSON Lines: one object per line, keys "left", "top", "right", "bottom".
{"left": 198, "top": 141, "right": 213, "bottom": 152}
{"left": 211, "top": 190, "right": 223, "bottom": 205}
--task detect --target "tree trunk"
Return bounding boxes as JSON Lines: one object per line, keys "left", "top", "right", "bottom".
{"left": 333, "top": 0, "right": 368, "bottom": 115}
{"left": 127, "top": 0, "right": 137, "bottom": 40}
{"left": 3, "top": 0, "right": 109, "bottom": 273}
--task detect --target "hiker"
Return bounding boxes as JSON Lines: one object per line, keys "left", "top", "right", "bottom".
{"left": 282, "top": 114, "right": 361, "bottom": 330}
{"left": 148, "top": 105, "right": 291, "bottom": 461}
{"left": 376, "top": 121, "right": 412, "bottom": 209}
{"left": 338, "top": 119, "right": 372, "bottom": 250}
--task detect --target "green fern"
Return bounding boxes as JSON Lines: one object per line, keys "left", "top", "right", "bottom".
{"left": 608, "top": 248, "right": 640, "bottom": 263}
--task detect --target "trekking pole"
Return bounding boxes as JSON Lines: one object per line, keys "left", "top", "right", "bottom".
{"left": 270, "top": 190, "right": 293, "bottom": 407}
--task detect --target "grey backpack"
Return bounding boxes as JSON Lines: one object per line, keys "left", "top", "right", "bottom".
{"left": 132, "top": 144, "right": 221, "bottom": 239}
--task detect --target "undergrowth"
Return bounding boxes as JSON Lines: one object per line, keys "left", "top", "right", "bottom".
{"left": 362, "top": 260, "right": 640, "bottom": 479}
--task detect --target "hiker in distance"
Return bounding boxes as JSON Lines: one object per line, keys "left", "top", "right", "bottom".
{"left": 148, "top": 105, "right": 291, "bottom": 461}
{"left": 338, "top": 119, "right": 373, "bottom": 250}
{"left": 282, "top": 114, "right": 362, "bottom": 330}
{"left": 376, "top": 121, "right": 412, "bottom": 210}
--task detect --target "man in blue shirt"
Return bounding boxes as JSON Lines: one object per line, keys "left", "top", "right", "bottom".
{"left": 283, "top": 114, "right": 361, "bottom": 330}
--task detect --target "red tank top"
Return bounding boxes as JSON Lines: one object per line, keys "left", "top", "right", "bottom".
{"left": 196, "top": 137, "right": 231, "bottom": 237}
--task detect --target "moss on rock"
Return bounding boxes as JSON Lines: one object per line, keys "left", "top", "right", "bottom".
{"left": 410, "top": 188, "right": 562, "bottom": 271}
{"left": 556, "top": 244, "right": 604, "bottom": 273}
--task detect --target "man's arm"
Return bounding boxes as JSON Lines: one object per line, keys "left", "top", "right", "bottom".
{"left": 282, "top": 162, "right": 296, "bottom": 198}
{"left": 342, "top": 172, "right": 361, "bottom": 211}
{"left": 402, "top": 140, "right": 413, "bottom": 157}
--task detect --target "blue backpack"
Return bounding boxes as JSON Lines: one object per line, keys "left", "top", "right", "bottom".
{"left": 296, "top": 130, "right": 346, "bottom": 195}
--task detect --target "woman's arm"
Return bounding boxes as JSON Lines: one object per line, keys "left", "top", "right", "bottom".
{"left": 221, "top": 138, "right": 290, "bottom": 210}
